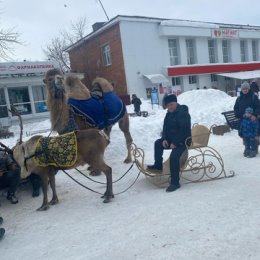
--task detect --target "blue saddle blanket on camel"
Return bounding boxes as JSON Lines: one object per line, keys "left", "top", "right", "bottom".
{"left": 68, "top": 91, "right": 126, "bottom": 129}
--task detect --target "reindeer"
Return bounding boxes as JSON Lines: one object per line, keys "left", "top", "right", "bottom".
{"left": 10, "top": 107, "right": 113, "bottom": 211}
{"left": 12, "top": 129, "right": 113, "bottom": 211}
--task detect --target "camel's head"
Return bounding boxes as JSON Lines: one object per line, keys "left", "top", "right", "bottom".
{"left": 44, "top": 68, "right": 66, "bottom": 99}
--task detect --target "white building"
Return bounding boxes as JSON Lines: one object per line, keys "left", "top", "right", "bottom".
{"left": 0, "top": 61, "right": 59, "bottom": 125}
{"left": 67, "top": 15, "right": 260, "bottom": 101}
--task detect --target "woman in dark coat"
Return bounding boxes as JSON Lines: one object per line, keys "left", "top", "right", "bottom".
{"left": 234, "top": 81, "right": 260, "bottom": 120}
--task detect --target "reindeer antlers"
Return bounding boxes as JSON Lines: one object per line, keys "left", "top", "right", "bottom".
{"left": 0, "top": 142, "right": 13, "bottom": 154}
{"left": 8, "top": 105, "right": 23, "bottom": 144}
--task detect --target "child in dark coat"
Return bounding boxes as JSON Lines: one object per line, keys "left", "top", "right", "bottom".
{"left": 239, "top": 107, "right": 259, "bottom": 158}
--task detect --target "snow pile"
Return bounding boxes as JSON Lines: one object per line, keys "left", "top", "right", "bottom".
{"left": 178, "top": 88, "right": 236, "bottom": 126}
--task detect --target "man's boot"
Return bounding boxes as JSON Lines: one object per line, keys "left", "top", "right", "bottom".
{"left": 166, "top": 184, "right": 181, "bottom": 192}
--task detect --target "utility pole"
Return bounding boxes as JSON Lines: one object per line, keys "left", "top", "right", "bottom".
{"left": 98, "top": 0, "right": 109, "bottom": 21}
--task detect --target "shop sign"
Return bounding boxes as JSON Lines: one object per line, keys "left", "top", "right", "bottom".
{"left": 0, "top": 61, "right": 60, "bottom": 75}
{"left": 212, "top": 29, "right": 239, "bottom": 39}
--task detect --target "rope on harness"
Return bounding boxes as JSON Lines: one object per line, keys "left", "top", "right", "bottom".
{"left": 61, "top": 169, "right": 103, "bottom": 195}
{"left": 74, "top": 162, "right": 135, "bottom": 184}
{"left": 61, "top": 166, "right": 141, "bottom": 196}
{"left": 114, "top": 170, "right": 141, "bottom": 195}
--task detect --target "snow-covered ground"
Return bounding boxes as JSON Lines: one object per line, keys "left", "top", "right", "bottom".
{"left": 1, "top": 89, "right": 260, "bottom": 260}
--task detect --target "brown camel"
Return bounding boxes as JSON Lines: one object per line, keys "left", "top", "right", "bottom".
{"left": 13, "top": 129, "right": 113, "bottom": 211}
{"left": 43, "top": 69, "right": 133, "bottom": 170}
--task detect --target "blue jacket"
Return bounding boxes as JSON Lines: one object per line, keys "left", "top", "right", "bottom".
{"left": 239, "top": 117, "right": 259, "bottom": 138}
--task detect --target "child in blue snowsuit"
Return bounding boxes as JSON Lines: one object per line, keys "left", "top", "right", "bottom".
{"left": 239, "top": 107, "right": 259, "bottom": 158}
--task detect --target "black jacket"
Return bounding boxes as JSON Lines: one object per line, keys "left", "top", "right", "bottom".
{"left": 132, "top": 97, "right": 142, "bottom": 112}
{"left": 234, "top": 90, "right": 260, "bottom": 120}
{"left": 162, "top": 104, "right": 191, "bottom": 146}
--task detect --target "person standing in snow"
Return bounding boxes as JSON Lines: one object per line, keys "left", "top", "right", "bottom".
{"left": 147, "top": 94, "right": 191, "bottom": 192}
{"left": 234, "top": 81, "right": 260, "bottom": 121}
{"left": 131, "top": 94, "right": 142, "bottom": 115}
{"left": 234, "top": 81, "right": 260, "bottom": 154}
{"left": 239, "top": 107, "right": 259, "bottom": 158}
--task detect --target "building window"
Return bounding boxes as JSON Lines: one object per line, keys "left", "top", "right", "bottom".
{"left": 172, "top": 77, "right": 181, "bottom": 86}
{"left": 8, "top": 87, "right": 32, "bottom": 115}
{"left": 252, "top": 40, "right": 259, "bottom": 61}
{"left": 168, "top": 39, "right": 180, "bottom": 65}
{"left": 211, "top": 74, "right": 218, "bottom": 82}
{"left": 189, "top": 75, "right": 197, "bottom": 84}
{"left": 208, "top": 39, "right": 218, "bottom": 63}
{"left": 222, "top": 40, "right": 231, "bottom": 63}
{"left": 32, "top": 85, "right": 48, "bottom": 113}
{"left": 186, "top": 39, "right": 196, "bottom": 65}
{"left": 240, "top": 40, "right": 248, "bottom": 62}
{"left": 0, "top": 89, "right": 8, "bottom": 118}
{"left": 101, "top": 44, "right": 112, "bottom": 66}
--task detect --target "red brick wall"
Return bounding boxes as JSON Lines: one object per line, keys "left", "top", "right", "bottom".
{"left": 68, "top": 24, "right": 128, "bottom": 97}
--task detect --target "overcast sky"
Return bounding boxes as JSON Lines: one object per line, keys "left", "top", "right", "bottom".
{"left": 1, "top": 0, "right": 260, "bottom": 62}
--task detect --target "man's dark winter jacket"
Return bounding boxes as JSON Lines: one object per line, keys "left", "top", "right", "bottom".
{"left": 132, "top": 97, "right": 142, "bottom": 113}
{"left": 162, "top": 104, "right": 191, "bottom": 147}
{"left": 234, "top": 90, "right": 260, "bottom": 120}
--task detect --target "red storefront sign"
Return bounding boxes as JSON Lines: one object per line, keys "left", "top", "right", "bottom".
{"left": 167, "top": 63, "right": 260, "bottom": 77}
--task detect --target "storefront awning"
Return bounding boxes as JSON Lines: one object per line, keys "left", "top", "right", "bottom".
{"left": 216, "top": 70, "right": 260, "bottom": 80}
{"left": 143, "top": 74, "right": 170, "bottom": 84}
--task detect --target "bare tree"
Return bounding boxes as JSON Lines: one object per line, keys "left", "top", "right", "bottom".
{"left": 43, "top": 16, "right": 88, "bottom": 71}
{"left": 0, "top": 27, "right": 22, "bottom": 60}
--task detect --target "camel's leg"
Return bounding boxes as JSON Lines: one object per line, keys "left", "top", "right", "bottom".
{"left": 48, "top": 170, "right": 59, "bottom": 205}
{"left": 91, "top": 159, "right": 113, "bottom": 203}
{"left": 88, "top": 166, "right": 102, "bottom": 176}
{"left": 88, "top": 126, "right": 112, "bottom": 176}
{"left": 102, "top": 163, "right": 113, "bottom": 203}
{"left": 118, "top": 113, "right": 133, "bottom": 163}
{"left": 37, "top": 173, "right": 50, "bottom": 211}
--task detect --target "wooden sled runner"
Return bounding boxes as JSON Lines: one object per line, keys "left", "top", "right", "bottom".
{"left": 132, "top": 124, "right": 235, "bottom": 187}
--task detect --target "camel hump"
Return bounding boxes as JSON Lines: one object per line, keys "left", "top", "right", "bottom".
{"left": 65, "top": 74, "right": 91, "bottom": 100}
{"left": 65, "top": 74, "right": 84, "bottom": 87}
{"left": 92, "top": 77, "right": 114, "bottom": 93}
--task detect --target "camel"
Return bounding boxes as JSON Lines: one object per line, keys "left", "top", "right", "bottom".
{"left": 12, "top": 129, "right": 113, "bottom": 211}
{"left": 43, "top": 69, "right": 133, "bottom": 174}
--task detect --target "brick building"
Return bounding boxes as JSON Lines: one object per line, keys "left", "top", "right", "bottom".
{"left": 66, "top": 15, "right": 260, "bottom": 103}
